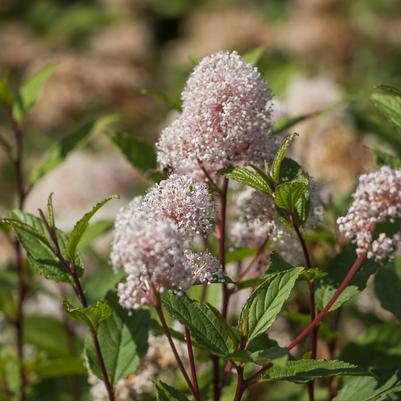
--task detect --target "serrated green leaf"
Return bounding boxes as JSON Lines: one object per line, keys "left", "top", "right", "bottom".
{"left": 162, "top": 292, "right": 237, "bottom": 357}
{"left": 2, "top": 218, "right": 52, "bottom": 249}
{"left": 9, "top": 210, "right": 84, "bottom": 283}
{"left": 271, "top": 133, "right": 298, "bottom": 182}
{"left": 315, "top": 245, "right": 377, "bottom": 311}
{"left": 67, "top": 195, "right": 118, "bottom": 260}
{"left": 64, "top": 300, "right": 112, "bottom": 329}
{"left": 243, "top": 47, "right": 265, "bottom": 66}
{"left": 219, "top": 166, "right": 273, "bottom": 195}
{"left": 154, "top": 380, "right": 191, "bottom": 401}
{"left": 239, "top": 267, "right": 304, "bottom": 341}
{"left": 47, "top": 193, "right": 55, "bottom": 228}
{"left": 12, "top": 63, "right": 56, "bottom": 121}
{"left": 371, "top": 85, "right": 401, "bottom": 134}
{"left": 261, "top": 359, "right": 367, "bottom": 383}
{"left": 274, "top": 180, "right": 309, "bottom": 226}
{"left": 334, "top": 371, "right": 401, "bottom": 401}
{"left": 108, "top": 132, "right": 163, "bottom": 181}
{"left": 373, "top": 148, "right": 401, "bottom": 169}
{"left": 30, "top": 115, "right": 118, "bottom": 185}
{"left": 85, "top": 292, "right": 150, "bottom": 383}
{"left": 229, "top": 339, "right": 288, "bottom": 366}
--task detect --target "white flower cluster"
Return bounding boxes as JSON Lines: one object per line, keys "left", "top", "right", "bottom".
{"left": 157, "top": 51, "right": 273, "bottom": 173}
{"left": 231, "top": 187, "right": 285, "bottom": 246}
{"left": 185, "top": 250, "right": 224, "bottom": 284}
{"left": 337, "top": 166, "right": 401, "bottom": 261}
{"left": 143, "top": 173, "right": 214, "bottom": 237}
{"left": 111, "top": 174, "right": 221, "bottom": 309}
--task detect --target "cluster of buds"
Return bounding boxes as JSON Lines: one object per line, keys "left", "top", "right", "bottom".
{"left": 337, "top": 166, "right": 401, "bottom": 261}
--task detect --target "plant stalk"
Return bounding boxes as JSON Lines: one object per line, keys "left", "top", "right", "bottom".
{"left": 9, "top": 110, "right": 27, "bottom": 401}
{"left": 245, "top": 253, "right": 366, "bottom": 387}
{"left": 292, "top": 221, "right": 317, "bottom": 401}
{"left": 154, "top": 294, "right": 199, "bottom": 400}
{"left": 184, "top": 327, "right": 201, "bottom": 401}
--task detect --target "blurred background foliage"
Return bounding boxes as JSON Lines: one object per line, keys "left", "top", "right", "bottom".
{"left": 1, "top": 0, "right": 401, "bottom": 400}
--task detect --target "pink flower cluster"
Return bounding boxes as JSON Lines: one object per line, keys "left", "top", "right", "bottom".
{"left": 111, "top": 175, "right": 222, "bottom": 309}
{"left": 337, "top": 166, "right": 401, "bottom": 261}
{"left": 157, "top": 51, "right": 273, "bottom": 173}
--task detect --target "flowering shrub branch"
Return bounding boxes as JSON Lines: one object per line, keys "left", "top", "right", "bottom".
{"left": 1, "top": 51, "right": 401, "bottom": 401}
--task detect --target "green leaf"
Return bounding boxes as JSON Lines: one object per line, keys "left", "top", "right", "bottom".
{"left": 300, "top": 268, "right": 327, "bottom": 283}
{"left": 154, "top": 380, "right": 191, "bottom": 401}
{"left": 243, "top": 47, "right": 265, "bottom": 66}
{"left": 266, "top": 252, "right": 294, "bottom": 274}
{"left": 279, "top": 158, "right": 309, "bottom": 184}
{"left": 274, "top": 181, "right": 309, "bottom": 226}
{"left": 0, "top": 79, "right": 13, "bottom": 105}
{"left": 162, "top": 292, "right": 237, "bottom": 357}
{"left": 35, "top": 356, "right": 85, "bottom": 378}
{"left": 373, "top": 148, "right": 401, "bottom": 169}
{"left": 12, "top": 63, "right": 56, "bottom": 121}
{"left": 261, "top": 359, "right": 367, "bottom": 383}
{"left": 141, "top": 87, "right": 182, "bottom": 112}
{"left": 46, "top": 192, "right": 55, "bottom": 229}
{"left": 239, "top": 267, "right": 304, "bottom": 341}
{"left": 271, "top": 133, "right": 298, "bottom": 182}
{"left": 30, "top": 115, "right": 118, "bottom": 185}
{"left": 315, "top": 245, "right": 377, "bottom": 311}
{"left": 67, "top": 195, "right": 119, "bottom": 260}
{"left": 371, "top": 85, "right": 401, "bottom": 134}
{"left": 64, "top": 300, "right": 112, "bottom": 329}
{"left": 85, "top": 292, "right": 149, "bottom": 383}
{"left": 219, "top": 166, "right": 273, "bottom": 195}
{"left": 334, "top": 371, "right": 401, "bottom": 401}
{"left": 108, "top": 132, "right": 163, "bottom": 181}
{"left": 9, "top": 210, "right": 83, "bottom": 283}
{"left": 230, "top": 336, "right": 288, "bottom": 366}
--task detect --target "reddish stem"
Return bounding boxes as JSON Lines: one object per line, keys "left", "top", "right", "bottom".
{"left": 245, "top": 253, "right": 366, "bottom": 387}
{"left": 9, "top": 109, "right": 27, "bottom": 401}
{"left": 219, "top": 178, "right": 229, "bottom": 317}
{"left": 292, "top": 220, "right": 317, "bottom": 401}
{"left": 184, "top": 327, "right": 201, "bottom": 401}
{"left": 154, "top": 295, "right": 198, "bottom": 399}
{"left": 288, "top": 253, "right": 364, "bottom": 351}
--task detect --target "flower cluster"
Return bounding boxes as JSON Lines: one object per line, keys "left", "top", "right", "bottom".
{"left": 111, "top": 175, "right": 221, "bottom": 309}
{"left": 337, "top": 166, "right": 401, "bottom": 261}
{"left": 231, "top": 187, "right": 285, "bottom": 246}
{"left": 157, "top": 51, "right": 273, "bottom": 173}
